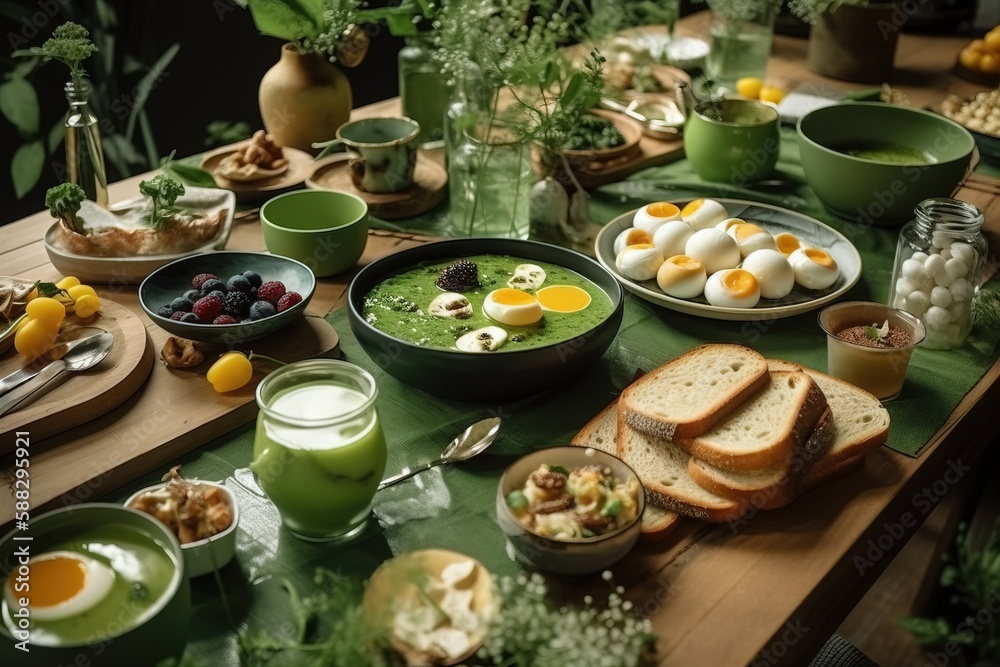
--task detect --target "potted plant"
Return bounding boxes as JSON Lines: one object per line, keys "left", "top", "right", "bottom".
{"left": 798, "top": 0, "right": 902, "bottom": 84}
{"left": 244, "top": 0, "right": 368, "bottom": 152}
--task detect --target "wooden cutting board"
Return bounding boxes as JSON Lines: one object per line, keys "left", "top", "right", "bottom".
{"left": 0, "top": 299, "right": 154, "bottom": 451}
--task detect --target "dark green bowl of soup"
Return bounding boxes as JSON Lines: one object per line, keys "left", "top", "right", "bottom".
{"left": 0, "top": 504, "right": 189, "bottom": 666}
{"left": 348, "top": 238, "right": 624, "bottom": 401}
{"left": 797, "top": 102, "right": 974, "bottom": 226}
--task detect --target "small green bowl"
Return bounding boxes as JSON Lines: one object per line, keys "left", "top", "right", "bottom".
{"left": 0, "top": 504, "right": 189, "bottom": 666}
{"left": 797, "top": 102, "right": 975, "bottom": 226}
{"left": 260, "top": 190, "right": 369, "bottom": 277}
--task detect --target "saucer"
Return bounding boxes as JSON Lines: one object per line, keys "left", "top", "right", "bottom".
{"left": 306, "top": 154, "right": 448, "bottom": 220}
{"left": 201, "top": 144, "right": 313, "bottom": 200}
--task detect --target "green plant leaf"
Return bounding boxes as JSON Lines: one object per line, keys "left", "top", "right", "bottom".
{"left": 559, "top": 71, "right": 586, "bottom": 111}
{"left": 9, "top": 57, "right": 39, "bottom": 80}
{"left": 47, "top": 118, "right": 65, "bottom": 154}
{"left": 384, "top": 12, "right": 421, "bottom": 36}
{"left": 896, "top": 616, "right": 952, "bottom": 645}
{"left": 0, "top": 78, "right": 39, "bottom": 135}
{"left": 125, "top": 43, "right": 179, "bottom": 141}
{"left": 247, "top": 0, "right": 327, "bottom": 42}
{"left": 138, "top": 110, "right": 158, "bottom": 167}
{"left": 94, "top": 0, "right": 117, "bottom": 27}
{"left": 11, "top": 140, "right": 44, "bottom": 199}
{"left": 164, "top": 162, "right": 217, "bottom": 188}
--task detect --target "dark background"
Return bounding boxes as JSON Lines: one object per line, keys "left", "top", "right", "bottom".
{"left": 0, "top": 0, "right": 988, "bottom": 227}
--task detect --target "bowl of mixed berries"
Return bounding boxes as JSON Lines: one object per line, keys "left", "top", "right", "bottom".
{"left": 139, "top": 251, "right": 316, "bottom": 344}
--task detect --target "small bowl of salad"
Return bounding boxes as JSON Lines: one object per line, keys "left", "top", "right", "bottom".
{"left": 495, "top": 446, "right": 644, "bottom": 575}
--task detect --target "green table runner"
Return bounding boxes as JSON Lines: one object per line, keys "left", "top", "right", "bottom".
{"left": 113, "top": 127, "right": 1000, "bottom": 665}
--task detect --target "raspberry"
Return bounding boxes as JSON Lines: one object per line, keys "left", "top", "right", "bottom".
{"left": 276, "top": 292, "right": 303, "bottom": 312}
{"left": 257, "top": 281, "right": 286, "bottom": 305}
{"left": 222, "top": 291, "right": 252, "bottom": 318}
{"left": 249, "top": 300, "right": 276, "bottom": 320}
{"left": 170, "top": 311, "right": 186, "bottom": 321}
{"left": 192, "top": 295, "right": 223, "bottom": 322}
{"left": 213, "top": 314, "right": 239, "bottom": 325}
{"left": 192, "top": 273, "right": 217, "bottom": 290}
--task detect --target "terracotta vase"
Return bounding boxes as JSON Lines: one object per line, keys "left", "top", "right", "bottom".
{"left": 807, "top": 4, "right": 900, "bottom": 84}
{"left": 258, "top": 43, "right": 352, "bottom": 153}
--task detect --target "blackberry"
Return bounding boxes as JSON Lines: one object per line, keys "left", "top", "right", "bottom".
{"left": 435, "top": 259, "right": 481, "bottom": 291}
{"left": 223, "top": 291, "right": 252, "bottom": 318}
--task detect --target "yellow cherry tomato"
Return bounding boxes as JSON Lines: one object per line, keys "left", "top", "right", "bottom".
{"left": 981, "top": 52, "right": 1000, "bottom": 74}
{"left": 25, "top": 297, "right": 66, "bottom": 326}
{"left": 759, "top": 84, "right": 786, "bottom": 104}
{"left": 960, "top": 47, "right": 984, "bottom": 70}
{"left": 970, "top": 38, "right": 987, "bottom": 52}
{"left": 985, "top": 30, "right": 1000, "bottom": 53}
{"left": 14, "top": 318, "right": 58, "bottom": 358}
{"left": 67, "top": 284, "right": 98, "bottom": 301}
{"left": 736, "top": 76, "right": 763, "bottom": 100}
{"left": 55, "top": 276, "right": 81, "bottom": 290}
{"left": 73, "top": 294, "right": 101, "bottom": 319}
{"left": 206, "top": 352, "right": 254, "bottom": 393}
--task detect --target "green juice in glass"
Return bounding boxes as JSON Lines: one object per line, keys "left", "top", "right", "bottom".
{"left": 251, "top": 372, "right": 386, "bottom": 541}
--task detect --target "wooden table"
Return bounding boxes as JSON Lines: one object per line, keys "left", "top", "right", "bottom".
{"left": 2, "top": 16, "right": 999, "bottom": 666}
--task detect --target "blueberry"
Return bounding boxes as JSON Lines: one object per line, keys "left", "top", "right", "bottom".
{"left": 157, "top": 305, "right": 174, "bottom": 318}
{"left": 207, "top": 290, "right": 226, "bottom": 302}
{"left": 170, "top": 297, "right": 193, "bottom": 312}
{"left": 183, "top": 289, "right": 200, "bottom": 302}
{"left": 248, "top": 300, "right": 276, "bottom": 320}
{"left": 227, "top": 275, "right": 253, "bottom": 293}
{"left": 180, "top": 312, "right": 201, "bottom": 323}
{"left": 243, "top": 271, "right": 263, "bottom": 288}
{"left": 200, "top": 279, "right": 227, "bottom": 296}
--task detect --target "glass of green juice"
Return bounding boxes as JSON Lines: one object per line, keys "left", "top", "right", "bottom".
{"left": 251, "top": 359, "right": 387, "bottom": 542}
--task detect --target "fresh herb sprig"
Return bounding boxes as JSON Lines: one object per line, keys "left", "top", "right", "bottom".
{"left": 14, "top": 22, "right": 97, "bottom": 87}
{"left": 138, "top": 174, "right": 186, "bottom": 230}
{"left": 45, "top": 182, "right": 87, "bottom": 234}
{"left": 864, "top": 320, "right": 890, "bottom": 342}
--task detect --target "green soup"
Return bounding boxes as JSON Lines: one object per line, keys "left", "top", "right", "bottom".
{"left": 2, "top": 523, "right": 179, "bottom": 647}
{"left": 834, "top": 140, "right": 934, "bottom": 165}
{"left": 361, "top": 255, "right": 614, "bottom": 351}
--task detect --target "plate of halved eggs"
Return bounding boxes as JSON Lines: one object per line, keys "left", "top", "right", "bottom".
{"left": 594, "top": 198, "right": 862, "bottom": 321}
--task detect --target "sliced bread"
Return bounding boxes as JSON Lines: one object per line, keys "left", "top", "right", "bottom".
{"left": 571, "top": 399, "right": 683, "bottom": 540}
{"left": 620, "top": 344, "right": 769, "bottom": 442}
{"left": 767, "top": 359, "right": 890, "bottom": 468}
{"left": 617, "top": 415, "right": 745, "bottom": 523}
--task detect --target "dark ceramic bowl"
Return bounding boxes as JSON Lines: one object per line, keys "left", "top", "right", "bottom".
{"left": 347, "top": 238, "right": 624, "bottom": 401}
{"left": 139, "top": 251, "right": 316, "bottom": 345}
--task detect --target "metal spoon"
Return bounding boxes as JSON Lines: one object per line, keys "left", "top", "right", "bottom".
{"left": 0, "top": 327, "right": 109, "bottom": 398}
{"left": 599, "top": 97, "right": 684, "bottom": 138}
{"left": 377, "top": 417, "right": 502, "bottom": 491}
{"left": 0, "top": 331, "right": 113, "bottom": 418}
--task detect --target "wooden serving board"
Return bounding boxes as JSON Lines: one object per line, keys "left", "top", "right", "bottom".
{"left": 0, "top": 299, "right": 154, "bottom": 451}
{"left": 0, "top": 313, "right": 340, "bottom": 525}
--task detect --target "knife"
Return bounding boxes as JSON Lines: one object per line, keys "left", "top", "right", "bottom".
{"left": 0, "top": 327, "right": 107, "bottom": 398}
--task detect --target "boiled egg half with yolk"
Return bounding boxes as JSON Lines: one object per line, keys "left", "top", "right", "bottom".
{"left": 704, "top": 269, "right": 761, "bottom": 308}
{"left": 657, "top": 255, "right": 707, "bottom": 299}
{"left": 613, "top": 227, "right": 653, "bottom": 256}
{"left": 536, "top": 285, "right": 591, "bottom": 313}
{"left": 727, "top": 223, "right": 777, "bottom": 258}
{"left": 789, "top": 247, "right": 840, "bottom": 290}
{"left": 616, "top": 244, "right": 663, "bottom": 281}
{"left": 483, "top": 288, "right": 543, "bottom": 326}
{"left": 774, "top": 232, "right": 807, "bottom": 257}
{"left": 632, "top": 202, "right": 681, "bottom": 233}
{"left": 5, "top": 551, "right": 115, "bottom": 621}
{"left": 680, "top": 198, "right": 729, "bottom": 230}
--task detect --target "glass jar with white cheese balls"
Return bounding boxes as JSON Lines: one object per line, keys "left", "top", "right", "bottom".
{"left": 889, "top": 198, "right": 986, "bottom": 349}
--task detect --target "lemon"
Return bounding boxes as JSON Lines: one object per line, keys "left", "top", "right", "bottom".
{"left": 736, "top": 77, "right": 763, "bottom": 100}
{"left": 760, "top": 85, "right": 786, "bottom": 104}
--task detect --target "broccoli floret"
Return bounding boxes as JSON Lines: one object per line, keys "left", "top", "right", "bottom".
{"left": 139, "top": 174, "right": 186, "bottom": 230}
{"left": 45, "top": 182, "right": 87, "bottom": 233}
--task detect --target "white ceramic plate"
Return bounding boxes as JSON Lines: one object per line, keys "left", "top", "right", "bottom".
{"left": 594, "top": 198, "right": 863, "bottom": 321}
{"left": 44, "top": 187, "right": 236, "bottom": 284}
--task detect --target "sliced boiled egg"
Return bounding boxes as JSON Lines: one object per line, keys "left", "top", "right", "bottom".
{"left": 774, "top": 232, "right": 807, "bottom": 257}
{"left": 613, "top": 227, "right": 653, "bottom": 256}
{"left": 704, "top": 269, "right": 761, "bottom": 308}
{"left": 656, "top": 255, "right": 707, "bottom": 299}
{"left": 5, "top": 551, "right": 115, "bottom": 621}
{"left": 483, "top": 288, "right": 543, "bottom": 326}
{"left": 429, "top": 292, "right": 473, "bottom": 319}
{"left": 684, "top": 228, "right": 741, "bottom": 275}
{"left": 742, "top": 249, "right": 794, "bottom": 300}
{"left": 789, "top": 247, "right": 840, "bottom": 290}
{"left": 507, "top": 264, "right": 546, "bottom": 291}
{"left": 715, "top": 217, "right": 746, "bottom": 233}
{"left": 652, "top": 220, "right": 695, "bottom": 259}
{"left": 680, "top": 198, "right": 729, "bottom": 230}
{"left": 615, "top": 243, "right": 663, "bottom": 281}
{"left": 536, "top": 285, "right": 591, "bottom": 313}
{"left": 456, "top": 326, "right": 509, "bottom": 352}
{"left": 632, "top": 202, "right": 681, "bottom": 233}
{"left": 727, "top": 223, "right": 777, "bottom": 258}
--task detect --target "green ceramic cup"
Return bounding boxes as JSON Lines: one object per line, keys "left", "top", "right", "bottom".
{"left": 684, "top": 99, "right": 780, "bottom": 184}
{"left": 260, "top": 190, "right": 369, "bottom": 277}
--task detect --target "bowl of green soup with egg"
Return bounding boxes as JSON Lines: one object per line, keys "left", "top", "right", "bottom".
{"left": 0, "top": 504, "right": 189, "bottom": 666}
{"left": 348, "top": 238, "right": 624, "bottom": 401}
{"left": 797, "top": 102, "right": 975, "bottom": 226}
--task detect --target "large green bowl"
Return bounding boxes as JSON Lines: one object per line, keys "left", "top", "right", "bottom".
{"left": 797, "top": 102, "right": 974, "bottom": 226}
{"left": 0, "top": 504, "right": 190, "bottom": 666}
{"left": 347, "top": 238, "right": 624, "bottom": 401}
